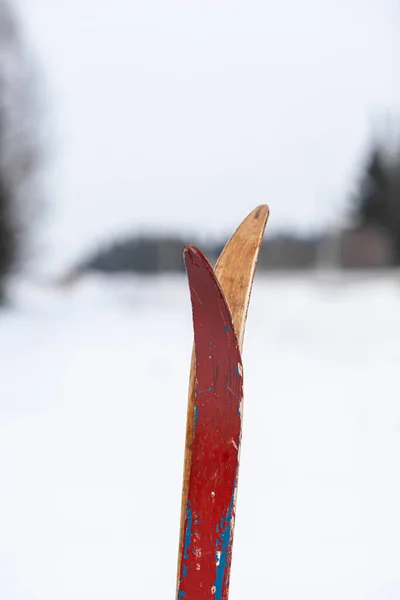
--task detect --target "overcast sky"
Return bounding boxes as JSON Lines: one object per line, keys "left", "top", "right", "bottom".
{"left": 20, "top": 0, "right": 400, "bottom": 268}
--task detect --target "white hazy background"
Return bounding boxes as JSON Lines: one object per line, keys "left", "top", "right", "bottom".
{"left": 1, "top": 1, "right": 400, "bottom": 599}
{"left": 19, "top": 0, "right": 400, "bottom": 270}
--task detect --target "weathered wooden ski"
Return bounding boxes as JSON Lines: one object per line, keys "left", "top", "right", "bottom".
{"left": 214, "top": 204, "right": 269, "bottom": 349}
{"left": 177, "top": 246, "right": 243, "bottom": 600}
{"left": 176, "top": 206, "right": 269, "bottom": 599}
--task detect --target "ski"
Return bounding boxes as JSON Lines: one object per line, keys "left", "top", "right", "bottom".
{"left": 177, "top": 246, "right": 243, "bottom": 600}
{"left": 214, "top": 204, "right": 269, "bottom": 349}
{"left": 176, "top": 206, "right": 269, "bottom": 599}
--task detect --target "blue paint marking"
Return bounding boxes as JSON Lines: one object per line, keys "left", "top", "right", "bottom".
{"left": 207, "top": 385, "right": 213, "bottom": 392}
{"left": 193, "top": 405, "right": 198, "bottom": 430}
{"left": 177, "top": 576, "right": 187, "bottom": 600}
{"left": 213, "top": 475, "right": 238, "bottom": 600}
{"left": 183, "top": 502, "right": 193, "bottom": 560}
{"left": 225, "top": 326, "right": 230, "bottom": 332}
{"left": 176, "top": 503, "right": 193, "bottom": 599}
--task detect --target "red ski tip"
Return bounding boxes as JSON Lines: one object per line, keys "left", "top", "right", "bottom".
{"left": 183, "top": 245, "right": 206, "bottom": 268}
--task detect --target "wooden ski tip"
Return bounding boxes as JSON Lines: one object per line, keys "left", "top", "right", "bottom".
{"left": 251, "top": 204, "right": 269, "bottom": 220}
{"left": 214, "top": 204, "right": 269, "bottom": 350}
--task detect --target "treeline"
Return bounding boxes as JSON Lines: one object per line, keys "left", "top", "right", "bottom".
{"left": 74, "top": 233, "right": 322, "bottom": 276}
{"left": 72, "top": 138, "right": 400, "bottom": 276}
{"left": 72, "top": 230, "right": 373, "bottom": 277}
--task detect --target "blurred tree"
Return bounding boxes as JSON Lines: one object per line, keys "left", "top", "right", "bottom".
{"left": 0, "top": 0, "right": 42, "bottom": 303}
{"left": 353, "top": 143, "right": 400, "bottom": 265}
{"left": 354, "top": 148, "right": 389, "bottom": 227}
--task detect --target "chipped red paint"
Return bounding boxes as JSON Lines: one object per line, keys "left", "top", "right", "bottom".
{"left": 177, "top": 246, "right": 243, "bottom": 600}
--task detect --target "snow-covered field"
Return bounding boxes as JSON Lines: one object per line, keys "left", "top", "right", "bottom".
{"left": 1, "top": 272, "right": 400, "bottom": 600}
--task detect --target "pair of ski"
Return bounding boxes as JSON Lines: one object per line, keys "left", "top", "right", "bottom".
{"left": 176, "top": 205, "right": 269, "bottom": 600}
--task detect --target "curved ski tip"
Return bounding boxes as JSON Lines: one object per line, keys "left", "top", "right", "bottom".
{"left": 252, "top": 204, "right": 269, "bottom": 220}
{"left": 183, "top": 245, "right": 207, "bottom": 268}
{"left": 183, "top": 245, "right": 199, "bottom": 256}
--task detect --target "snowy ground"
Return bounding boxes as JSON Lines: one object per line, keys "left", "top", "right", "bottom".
{"left": 1, "top": 271, "right": 400, "bottom": 600}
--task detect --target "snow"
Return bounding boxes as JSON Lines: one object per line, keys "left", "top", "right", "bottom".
{"left": 1, "top": 272, "right": 400, "bottom": 599}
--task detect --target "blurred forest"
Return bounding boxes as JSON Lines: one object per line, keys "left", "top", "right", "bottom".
{"left": 72, "top": 141, "right": 400, "bottom": 278}
{"left": 0, "top": 0, "right": 41, "bottom": 302}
